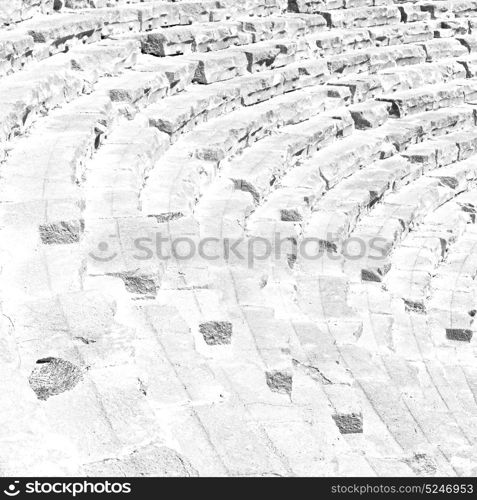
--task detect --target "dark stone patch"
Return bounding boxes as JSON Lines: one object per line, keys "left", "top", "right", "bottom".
{"left": 332, "top": 412, "right": 363, "bottom": 434}
{"left": 29, "top": 357, "right": 83, "bottom": 401}
{"left": 150, "top": 212, "right": 184, "bottom": 223}
{"left": 122, "top": 274, "right": 158, "bottom": 297}
{"left": 361, "top": 269, "right": 382, "bottom": 282}
{"left": 39, "top": 219, "right": 84, "bottom": 245}
{"left": 404, "top": 299, "right": 426, "bottom": 314}
{"left": 287, "top": 253, "right": 297, "bottom": 269}
{"left": 437, "top": 176, "right": 459, "bottom": 189}
{"left": 446, "top": 328, "right": 473, "bottom": 342}
{"left": 232, "top": 179, "right": 260, "bottom": 204}
{"left": 361, "top": 263, "right": 391, "bottom": 282}
{"left": 199, "top": 321, "right": 232, "bottom": 345}
{"left": 266, "top": 369, "right": 293, "bottom": 395}
{"left": 280, "top": 209, "right": 302, "bottom": 222}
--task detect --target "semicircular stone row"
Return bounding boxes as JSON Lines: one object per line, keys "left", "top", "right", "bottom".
{"left": 2, "top": 0, "right": 477, "bottom": 477}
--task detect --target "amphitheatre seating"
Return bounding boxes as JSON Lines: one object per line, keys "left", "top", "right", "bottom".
{"left": 2, "top": 0, "right": 477, "bottom": 478}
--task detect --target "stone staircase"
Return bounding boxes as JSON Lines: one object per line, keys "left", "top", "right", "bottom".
{"left": 1, "top": 0, "right": 477, "bottom": 477}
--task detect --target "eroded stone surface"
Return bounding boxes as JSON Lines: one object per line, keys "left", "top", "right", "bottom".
{"left": 28, "top": 357, "right": 83, "bottom": 400}
{"left": 199, "top": 321, "right": 233, "bottom": 345}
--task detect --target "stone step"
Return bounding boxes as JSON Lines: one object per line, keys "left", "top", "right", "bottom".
{"left": 66, "top": 0, "right": 286, "bottom": 17}
{"left": 132, "top": 14, "right": 327, "bottom": 56}
{"left": 348, "top": 99, "right": 390, "bottom": 127}
{"left": 135, "top": 21, "right": 248, "bottom": 57}
{"left": 4, "top": 0, "right": 477, "bottom": 478}
{"left": 0, "top": 92, "right": 115, "bottom": 251}
{"left": 145, "top": 58, "right": 329, "bottom": 140}
{"left": 176, "top": 34, "right": 442, "bottom": 86}
{"left": 289, "top": 0, "right": 388, "bottom": 14}
{"left": 241, "top": 13, "right": 327, "bottom": 42}
{"left": 419, "top": 0, "right": 477, "bottom": 20}
{"left": 327, "top": 58, "right": 466, "bottom": 102}
{"left": 0, "top": 29, "right": 35, "bottom": 77}
{"left": 0, "top": 92, "right": 112, "bottom": 203}
{"left": 224, "top": 105, "right": 344, "bottom": 205}
{"left": 418, "top": 37, "right": 469, "bottom": 61}
{"left": 141, "top": 87, "right": 336, "bottom": 219}
{"left": 319, "top": 5, "right": 401, "bottom": 29}
{"left": 0, "top": 39, "right": 139, "bottom": 151}
{"left": 0, "top": 0, "right": 53, "bottom": 26}
{"left": 3, "top": 1, "right": 234, "bottom": 58}
{"left": 386, "top": 194, "right": 474, "bottom": 316}
{"left": 294, "top": 110, "right": 477, "bottom": 282}
{"left": 375, "top": 105, "right": 476, "bottom": 152}
{"left": 94, "top": 65, "right": 170, "bottom": 108}
{"left": 293, "top": 111, "right": 475, "bottom": 284}
{"left": 368, "top": 20, "right": 434, "bottom": 46}
{"left": 327, "top": 42, "right": 427, "bottom": 75}
{"left": 350, "top": 177, "right": 456, "bottom": 282}
{"left": 402, "top": 129, "right": 477, "bottom": 170}
{"left": 305, "top": 27, "right": 373, "bottom": 56}
{"left": 428, "top": 224, "right": 477, "bottom": 342}
{"left": 300, "top": 155, "right": 410, "bottom": 253}
{"left": 399, "top": 3, "right": 431, "bottom": 23}
{"left": 375, "top": 79, "right": 476, "bottom": 116}
{"left": 281, "top": 129, "right": 386, "bottom": 192}
{"left": 85, "top": 117, "right": 170, "bottom": 218}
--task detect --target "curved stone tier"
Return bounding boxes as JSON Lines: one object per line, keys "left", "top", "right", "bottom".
{"left": 1, "top": 0, "right": 477, "bottom": 477}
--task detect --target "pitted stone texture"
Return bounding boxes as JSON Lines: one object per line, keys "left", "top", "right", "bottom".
{"left": 265, "top": 369, "right": 293, "bottom": 394}
{"left": 199, "top": 321, "right": 233, "bottom": 345}
{"left": 28, "top": 357, "right": 83, "bottom": 400}
{"left": 39, "top": 220, "right": 85, "bottom": 245}
{"left": 332, "top": 412, "right": 364, "bottom": 434}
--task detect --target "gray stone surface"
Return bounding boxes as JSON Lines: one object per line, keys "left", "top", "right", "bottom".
{"left": 1, "top": 0, "right": 477, "bottom": 478}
